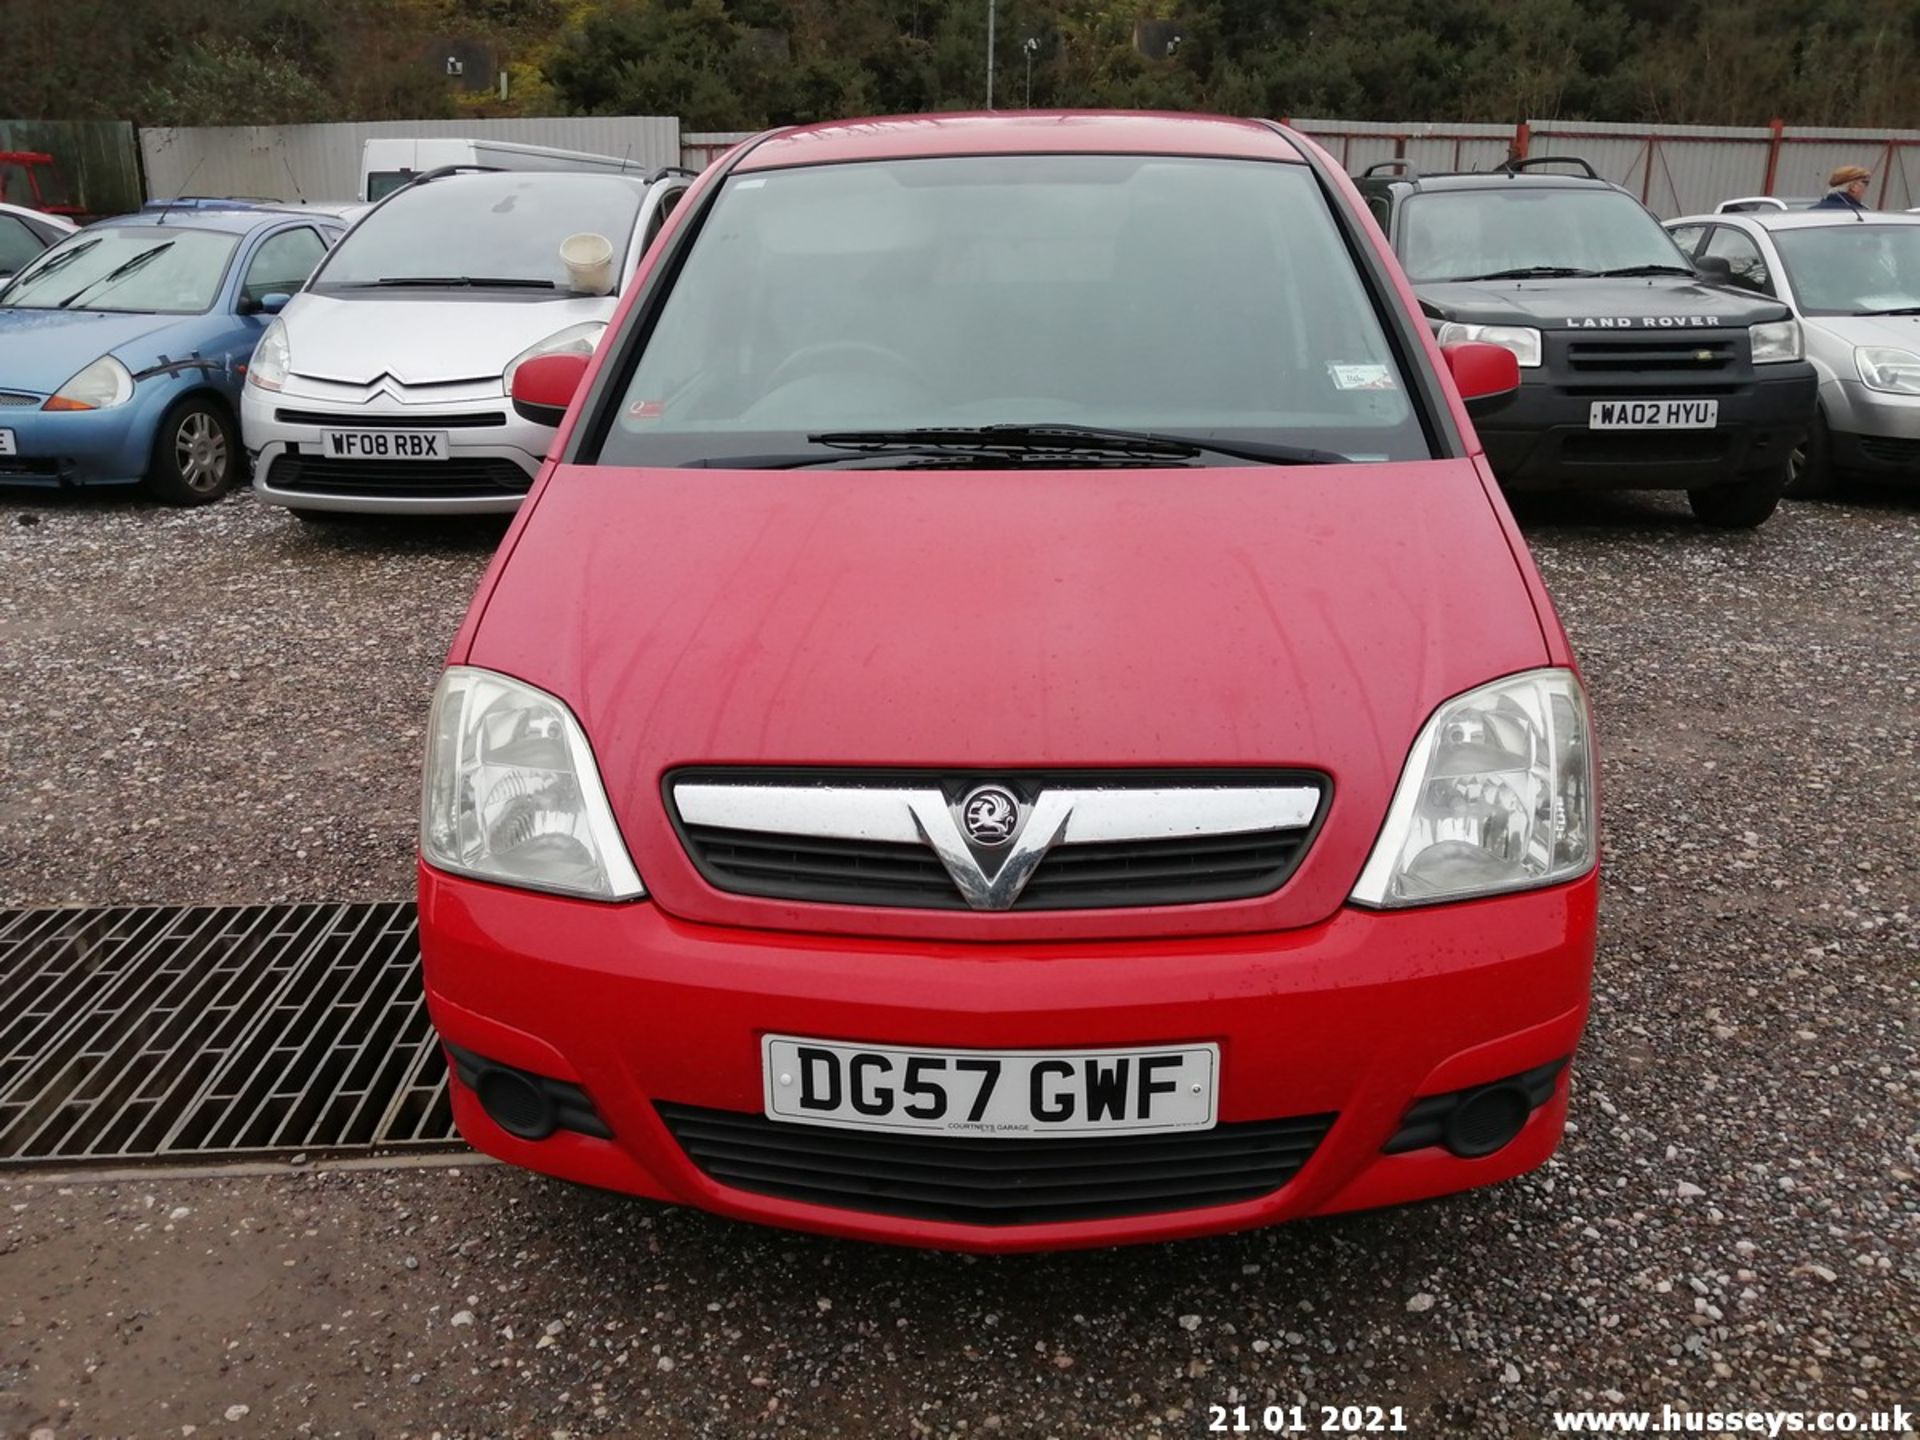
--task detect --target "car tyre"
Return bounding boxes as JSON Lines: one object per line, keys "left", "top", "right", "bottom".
{"left": 145, "top": 396, "right": 240, "bottom": 506}
{"left": 1784, "top": 408, "right": 1839, "bottom": 499}
{"left": 1688, "top": 463, "right": 1789, "bottom": 529}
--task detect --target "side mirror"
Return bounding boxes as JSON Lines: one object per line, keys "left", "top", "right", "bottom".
{"left": 242, "top": 291, "right": 291, "bottom": 315}
{"left": 1695, "top": 255, "right": 1734, "bottom": 282}
{"left": 511, "top": 352, "right": 591, "bottom": 427}
{"left": 1441, "top": 341, "right": 1521, "bottom": 415}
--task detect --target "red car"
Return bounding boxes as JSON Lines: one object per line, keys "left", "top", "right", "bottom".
{"left": 419, "top": 112, "right": 1599, "bottom": 1252}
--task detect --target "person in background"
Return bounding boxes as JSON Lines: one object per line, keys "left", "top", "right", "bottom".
{"left": 1815, "top": 165, "right": 1873, "bottom": 211}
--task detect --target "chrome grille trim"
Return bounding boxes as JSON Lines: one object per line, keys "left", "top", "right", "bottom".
{"left": 672, "top": 779, "right": 1323, "bottom": 912}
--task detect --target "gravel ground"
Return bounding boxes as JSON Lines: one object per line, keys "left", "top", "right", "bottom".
{"left": 1, "top": 484, "right": 1916, "bottom": 1438}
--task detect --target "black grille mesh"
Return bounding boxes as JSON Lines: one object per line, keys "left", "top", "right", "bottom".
{"left": 658, "top": 1102, "right": 1334, "bottom": 1224}
{"left": 274, "top": 409, "right": 509, "bottom": 429}
{"left": 267, "top": 454, "right": 530, "bottom": 498}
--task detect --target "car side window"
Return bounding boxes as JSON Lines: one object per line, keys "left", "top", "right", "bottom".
{"left": 240, "top": 226, "right": 328, "bottom": 307}
{"left": 1366, "top": 193, "right": 1392, "bottom": 232}
{"left": 0, "top": 214, "right": 43, "bottom": 274}
{"left": 1702, "top": 225, "right": 1773, "bottom": 294}
{"left": 1667, "top": 224, "right": 1706, "bottom": 259}
{"left": 643, "top": 185, "right": 688, "bottom": 249}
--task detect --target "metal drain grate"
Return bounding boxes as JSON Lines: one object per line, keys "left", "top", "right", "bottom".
{"left": 0, "top": 902, "right": 460, "bottom": 1166}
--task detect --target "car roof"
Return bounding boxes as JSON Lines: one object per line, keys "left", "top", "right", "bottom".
{"left": 734, "top": 111, "right": 1305, "bottom": 171}
{"left": 1670, "top": 209, "right": 1920, "bottom": 232}
{"left": 0, "top": 200, "right": 77, "bottom": 230}
{"left": 97, "top": 207, "right": 324, "bottom": 235}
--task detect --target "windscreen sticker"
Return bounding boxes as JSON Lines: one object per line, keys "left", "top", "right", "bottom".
{"left": 627, "top": 399, "right": 665, "bottom": 422}
{"left": 1329, "top": 363, "right": 1398, "bottom": 391}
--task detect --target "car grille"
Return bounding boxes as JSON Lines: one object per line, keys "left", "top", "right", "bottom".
{"left": 0, "top": 458, "right": 61, "bottom": 477}
{"left": 1557, "top": 333, "right": 1746, "bottom": 398}
{"left": 1564, "top": 335, "right": 1740, "bottom": 373}
{"left": 1856, "top": 435, "right": 1920, "bottom": 467}
{"left": 0, "top": 392, "right": 40, "bottom": 408}
{"left": 274, "top": 409, "right": 508, "bottom": 429}
{"left": 657, "top": 1103, "right": 1335, "bottom": 1225}
{"left": 266, "top": 454, "right": 531, "bottom": 499}
{"left": 682, "top": 825, "right": 1312, "bottom": 910}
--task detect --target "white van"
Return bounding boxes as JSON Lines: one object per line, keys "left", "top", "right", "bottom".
{"left": 359, "top": 138, "right": 668, "bottom": 202}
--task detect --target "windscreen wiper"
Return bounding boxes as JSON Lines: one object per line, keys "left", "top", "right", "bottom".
{"left": 370, "top": 275, "right": 556, "bottom": 289}
{"left": 57, "top": 241, "right": 175, "bottom": 308}
{"left": 1860, "top": 305, "right": 1920, "bottom": 316}
{"left": 681, "top": 448, "right": 1194, "bottom": 471}
{"left": 4, "top": 236, "right": 101, "bottom": 298}
{"left": 1449, "top": 266, "right": 1597, "bottom": 281}
{"left": 1595, "top": 264, "right": 1699, "bottom": 277}
{"left": 809, "top": 424, "right": 1349, "bottom": 466}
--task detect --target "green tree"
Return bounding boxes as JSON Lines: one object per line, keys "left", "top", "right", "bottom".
{"left": 138, "top": 40, "right": 334, "bottom": 127}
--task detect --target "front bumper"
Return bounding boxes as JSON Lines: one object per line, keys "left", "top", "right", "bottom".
{"left": 241, "top": 384, "right": 544, "bottom": 514}
{"left": 1821, "top": 379, "right": 1920, "bottom": 477}
{"left": 420, "top": 864, "right": 1598, "bottom": 1252}
{"left": 0, "top": 396, "right": 152, "bottom": 487}
{"left": 1478, "top": 364, "right": 1817, "bottom": 491}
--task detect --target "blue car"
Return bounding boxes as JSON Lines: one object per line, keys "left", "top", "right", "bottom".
{"left": 0, "top": 206, "right": 343, "bottom": 504}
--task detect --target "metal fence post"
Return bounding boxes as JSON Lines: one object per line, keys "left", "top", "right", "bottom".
{"left": 1762, "top": 117, "right": 1785, "bottom": 195}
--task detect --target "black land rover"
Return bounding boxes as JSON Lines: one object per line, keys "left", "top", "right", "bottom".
{"left": 1357, "top": 158, "right": 1820, "bottom": 528}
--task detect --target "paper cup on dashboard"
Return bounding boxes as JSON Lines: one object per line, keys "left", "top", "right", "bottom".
{"left": 560, "top": 232, "right": 615, "bottom": 295}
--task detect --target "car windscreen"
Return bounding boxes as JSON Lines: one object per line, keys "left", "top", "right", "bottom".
{"left": 313, "top": 174, "right": 645, "bottom": 293}
{"left": 0, "top": 226, "right": 239, "bottom": 313}
{"left": 1399, "top": 188, "right": 1690, "bottom": 281}
{"left": 1769, "top": 224, "right": 1920, "bottom": 315}
{"left": 596, "top": 154, "right": 1429, "bottom": 467}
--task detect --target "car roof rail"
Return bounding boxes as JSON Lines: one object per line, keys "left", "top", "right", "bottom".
{"left": 1492, "top": 155, "right": 1601, "bottom": 180}
{"left": 402, "top": 164, "right": 508, "bottom": 188}
{"left": 646, "top": 165, "right": 699, "bottom": 183}
{"left": 1358, "top": 159, "right": 1421, "bottom": 181}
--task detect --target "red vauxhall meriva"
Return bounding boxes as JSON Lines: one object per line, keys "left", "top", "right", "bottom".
{"left": 418, "top": 112, "right": 1599, "bottom": 1252}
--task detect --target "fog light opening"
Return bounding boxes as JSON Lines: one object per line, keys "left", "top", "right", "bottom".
{"left": 475, "top": 1066, "right": 558, "bottom": 1140}
{"left": 1444, "top": 1083, "right": 1531, "bottom": 1158}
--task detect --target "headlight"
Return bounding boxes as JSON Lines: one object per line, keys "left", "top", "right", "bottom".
{"left": 1749, "top": 319, "right": 1802, "bottom": 364}
{"left": 1855, "top": 346, "right": 1920, "bottom": 395}
{"left": 247, "top": 316, "right": 290, "bottom": 391}
{"left": 1351, "top": 668, "right": 1595, "bottom": 908}
{"left": 43, "top": 355, "right": 134, "bottom": 411}
{"left": 504, "top": 321, "right": 607, "bottom": 389}
{"left": 420, "top": 666, "right": 645, "bottom": 901}
{"left": 1435, "top": 322, "right": 1543, "bottom": 369}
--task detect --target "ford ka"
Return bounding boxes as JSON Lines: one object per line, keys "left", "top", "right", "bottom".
{"left": 418, "top": 113, "right": 1600, "bottom": 1252}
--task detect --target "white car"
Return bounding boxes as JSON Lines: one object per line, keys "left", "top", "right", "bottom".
{"left": 1668, "top": 208, "right": 1920, "bottom": 494}
{"left": 242, "top": 168, "right": 690, "bottom": 517}
{"left": 0, "top": 201, "right": 78, "bottom": 282}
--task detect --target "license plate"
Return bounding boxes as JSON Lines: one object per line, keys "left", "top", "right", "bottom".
{"left": 762, "top": 1035, "right": 1219, "bottom": 1138}
{"left": 0, "top": 430, "right": 14, "bottom": 456}
{"left": 1587, "top": 399, "right": 1719, "bottom": 430}
{"left": 320, "top": 429, "right": 450, "bottom": 460}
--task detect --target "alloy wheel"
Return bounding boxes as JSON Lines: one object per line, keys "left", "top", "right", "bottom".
{"left": 175, "top": 411, "right": 229, "bottom": 494}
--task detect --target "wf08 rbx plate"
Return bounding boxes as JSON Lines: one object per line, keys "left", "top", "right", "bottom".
{"left": 321, "top": 429, "right": 451, "bottom": 460}
{"left": 762, "top": 1036, "right": 1218, "bottom": 1138}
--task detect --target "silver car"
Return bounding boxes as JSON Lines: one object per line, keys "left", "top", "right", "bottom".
{"left": 1667, "top": 208, "right": 1920, "bottom": 494}
{"left": 242, "top": 168, "right": 689, "bottom": 518}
